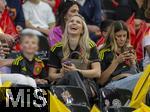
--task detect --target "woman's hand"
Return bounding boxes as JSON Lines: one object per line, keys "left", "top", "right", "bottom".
{"left": 125, "top": 53, "right": 136, "bottom": 65}
{"left": 62, "top": 63, "right": 77, "bottom": 73}
{"left": 113, "top": 52, "right": 127, "bottom": 64}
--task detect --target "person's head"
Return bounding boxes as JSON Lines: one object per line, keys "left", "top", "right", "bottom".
{"left": 100, "top": 20, "right": 114, "bottom": 38}
{"left": 102, "top": 21, "right": 130, "bottom": 52}
{"left": 62, "top": 14, "right": 91, "bottom": 60}
{"left": 20, "top": 33, "right": 39, "bottom": 55}
{"left": 56, "top": 0, "right": 79, "bottom": 30}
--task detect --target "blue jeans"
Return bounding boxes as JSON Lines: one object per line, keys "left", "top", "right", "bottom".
{"left": 105, "top": 73, "right": 142, "bottom": 92}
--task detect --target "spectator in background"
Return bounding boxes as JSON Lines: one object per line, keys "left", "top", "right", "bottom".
{"left": 0, "top": 0, "right": 25, "bottom": 33}
{"left": 42, "top": 0, "right": 61, "bottom": 14}
{"left": 128, "top": 0, "right": 150, "bottom": 23}
{"left": 97, "top": 19, "right": 114, "bottom": 49}
{"left": 98, "top": 21, "right": 139, "bottom": 91}
{"left": 6, "top": 0, "right": 25, "bottom": 32}
{"left": 23, "top": 0, "right": 56, "bottom": 35}
{"left": 48, "top": 0, "right": 79, "bottom": 47}
{"left": 77, "top": 0, "right": 102, "bottom": 42}
{"left": 0, "top": 2, "right": 15, "bottom": 54}
{"left": 142, "top": 30, "right": 150, "bottom": 69}
{"left": 112, "top": 0, "right": 131, "bottom": 21}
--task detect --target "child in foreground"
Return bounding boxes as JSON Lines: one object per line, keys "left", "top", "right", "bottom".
{"left": 11, "top": 33, "right": 48, "bottom": 85}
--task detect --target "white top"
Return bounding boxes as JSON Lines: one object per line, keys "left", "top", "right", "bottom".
{"left": 143, "top": 35, "right": 150, "bottom": 68}
{"left": 76, "top": 0, "right": 86, "bottom": 6}
{"left": 23, "top": 1, "right": 55, "bottom": 29}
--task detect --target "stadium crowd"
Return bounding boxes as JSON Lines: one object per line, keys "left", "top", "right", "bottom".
{"left": 0, "top": 0, "right": 150, "bottom": 111}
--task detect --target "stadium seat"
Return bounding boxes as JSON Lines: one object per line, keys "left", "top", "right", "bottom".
{"left": 50, "top": 86, "right": 90, "bottom": 109}
{"left": 69, "top": 104, "right": 90, "bottom": 112}
{"left": 99, "top": 88, "right": 132, "bottom": 111}
{"left": 108, "top": 107, "right": 135, "bottom": 112}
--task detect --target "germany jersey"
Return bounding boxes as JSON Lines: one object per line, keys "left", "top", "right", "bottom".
{"left": 48, "top": 40, "right": 100, "bottom": 69}
{"left": 11, "top": 54, "right": 47, "bottom": 79}
{"left": 99, "top": 48, "right": 132, "bottom": 80}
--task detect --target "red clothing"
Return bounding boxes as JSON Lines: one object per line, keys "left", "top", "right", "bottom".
{"left": 126, "top": 14, "right": 149, "bottom": 63}
{"left": 53, "top": 0, "right": 61, "bottom": 14}
{"left": 96, "top": 36, "right": 105, "bottom": 47}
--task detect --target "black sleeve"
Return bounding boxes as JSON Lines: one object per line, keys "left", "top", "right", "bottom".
{"left": 89, "top": 46, "right": 100, "bottom": 62}
{"left": 14, "top": 0, "right": 25, "bottom": 28}
{"left": 48, "top": 50, "right": 61, "bottom": 69}
{"left": 39, "top": 62, "right": 48, "bottom": 79}
{"left": 11, "top": 63, "right": 21, "bottom": 73}
{"left": 99, "top": 51, "right": 113, "bottom": 72}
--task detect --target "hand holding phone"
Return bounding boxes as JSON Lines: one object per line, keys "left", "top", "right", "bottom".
{"left": 62, "top": 61, "right": 72, "bottom": 66}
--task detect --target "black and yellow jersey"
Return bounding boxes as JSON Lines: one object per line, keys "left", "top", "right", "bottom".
{"left": 48, "top": 40, "right": 100, "bottom": 69}
{"left": 11, "top": 54, "right": 47, "bottom": 79}
{"left": 99, "top": 48, "right": 131, "bottom": 79}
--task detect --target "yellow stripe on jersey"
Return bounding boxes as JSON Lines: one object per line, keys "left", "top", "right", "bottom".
{"left": 35, "top": 57, "right": 42, "bottom": 62}
{"left": 51, "top": 42, "right": 63, "bottom": 52}
{"left": 16, "top": 56, "right": 23, "bottom": 65}
{"left": 13, "top": 56, "right": 21, "bottom": 65}
{"left": 99, "top": 48, "right": 111, "bottom": 60}
{"left": 13, "top": 56, "right": 23, "bottom": 65}
{"left": 89, "top": 40, "right": 96, "bottom": 48}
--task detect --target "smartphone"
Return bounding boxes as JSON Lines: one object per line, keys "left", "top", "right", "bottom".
{"left": 127, "top": 46, "right": 134, "bottom": 54}
{"left": 63, "top": 61, "right": 72, "bottom": 66}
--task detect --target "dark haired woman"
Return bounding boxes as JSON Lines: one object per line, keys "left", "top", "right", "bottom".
{"left": 98, "top": 21, "right": 141, "bottom": 91}
{"left": 48, "top": 0, "right": 79, "bottom": 47}
{"left": 128, "top": 0, "right": 150, "bottom": 23}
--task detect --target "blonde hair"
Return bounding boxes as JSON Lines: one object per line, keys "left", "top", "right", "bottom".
{"left": 62, "top": 14, "right": 91, "bottom": 60}
{"left": 101, "top": 21, "right": 130, "bottom": 53}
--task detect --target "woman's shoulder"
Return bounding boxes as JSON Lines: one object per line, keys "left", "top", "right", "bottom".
{"left": 51, "top": 42, "right": 63, "bottom": 52}
{"left": 89, "top": 40, "right": 96, "bottom": 48}
{"left": 99, "top": 48, "right": 112, "bottom": 60}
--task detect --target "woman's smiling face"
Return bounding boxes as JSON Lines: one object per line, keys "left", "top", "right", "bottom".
{"left": 67, "top": 16, "right": 83, "bottom": 36}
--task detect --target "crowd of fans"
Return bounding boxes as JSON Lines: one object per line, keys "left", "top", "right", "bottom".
{"left": 0, "top": 0, "right": 150, "bottom": 111}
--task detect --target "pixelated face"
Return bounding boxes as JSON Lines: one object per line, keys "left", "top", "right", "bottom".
{"left": 115, "top": 30, "right": 127, "bottom": 48}
{"left": 67, "top": 16, "right": 83, "bottom": 36}
{"left": 66, "top": 4, "right": 79, "bottom": 20}
{"left": 21, "top": 36, "right": 39, "bottom": 54}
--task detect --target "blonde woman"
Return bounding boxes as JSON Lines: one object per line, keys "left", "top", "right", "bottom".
{"left": 98, "top": 21, "right": 140, "bottom": 91}
{"left": 48, "top": 14, "right": 101, "bottom": 100}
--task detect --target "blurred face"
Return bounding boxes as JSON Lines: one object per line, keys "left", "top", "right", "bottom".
{"left": 115, "top": 30, "right": 128, "bottom": 48}
{"left": 66, "top": 4, "right": 79, "bottom": 20}
{"left": 67, "top": 16, "right": 83, "bottom": 36}
{"left": 21, "top": 36, "right": 39, "bottom": 54}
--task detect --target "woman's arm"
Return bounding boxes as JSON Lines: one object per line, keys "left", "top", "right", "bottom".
{"left": 97, "top": 52, "right": 127, "bottom": 85}
{"left": 97, "top": 59, "right": 118, "bottom": 85}
{"left": 48, "top": 67, "right": 63, "bottom": 81}
{"left": 0, "top": 59, "right": 14, "bottom": 67}
{"left": 62, "top": 62, "right": 101, "bottom": 79}
{"left": 77, "top": 62, "right": 101, "bottom": 78}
